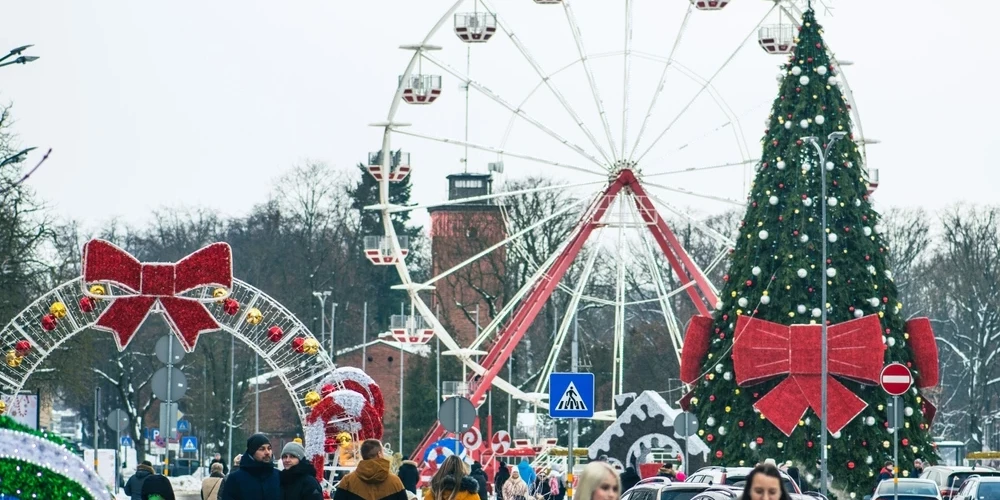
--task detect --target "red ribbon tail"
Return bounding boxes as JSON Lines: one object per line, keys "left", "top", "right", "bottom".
{"left": 96, "top": 297, "right": 157, "bottom": 350}
{"left": 753, "top": 377, "right": 810, "bottom": 436}
{"left": 798, "top": 375, "right": 869, "bottom": 434}
{"left": 160, "top": 297, "right": 221, "bottom": 351}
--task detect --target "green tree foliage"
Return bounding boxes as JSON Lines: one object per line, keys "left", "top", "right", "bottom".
{"left": 689, "top": 10, "right": 936, "bottom": 493}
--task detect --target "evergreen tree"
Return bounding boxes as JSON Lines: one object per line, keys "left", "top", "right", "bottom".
{"left": 685, "top": 10, "right": 936, "bottom": 494}
{"left": 347, "top": 152, "right": 425, "bottom": 327}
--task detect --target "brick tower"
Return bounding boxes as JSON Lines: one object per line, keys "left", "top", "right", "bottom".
{"left": 428, "top": 173, "right": 507, "bottom": 346}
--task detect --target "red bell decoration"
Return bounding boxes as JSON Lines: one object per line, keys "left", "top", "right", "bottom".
{"left": 79, "top": 296, "right": 96, "bottom": 313}
{"left": 223, "top": 298, "right": 240, "bottom": 316}
{"left": 267, "top": 326, "right": 284, "bottom": 342}
{"left": 292, "top": 337, "right": 306, "bottom": 353}
{"left": 41, "top": 314, "right": 58, "bottom": 331}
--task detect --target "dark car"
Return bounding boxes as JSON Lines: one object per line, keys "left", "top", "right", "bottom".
{"left": 621, "top": 480, "right": 713, "bottom": 500}
{"left": 154, "top": 457, "right": 201, "bottom": 477}
{"left": 686, "top": 466, "right": 802, "bottom": 494}
{"left": 920, "top": 466, "right": 999, "bottom": 498}
{"left": 689, "top": 485, "right": 824, "bottom": 500}
{"left": 954, "top": 475, "right": 1000, "bottom": 500}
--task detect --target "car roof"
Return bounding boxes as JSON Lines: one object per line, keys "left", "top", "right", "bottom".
{"left": 926, "top": 465, "right": 998, "bottom": 472}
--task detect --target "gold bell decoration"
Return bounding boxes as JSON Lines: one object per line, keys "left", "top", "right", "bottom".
{"left": 213, "top": 288, "right": 228, "bottom": 303}
{"left": 49, "top": 301, "right": 68, "bottom": 319}
{"left": 302, "top": 338, "right": 320, "bottom": 355}
{"left": 336, "top": 432, "right": 353, "bottom": 445}
{"left": 304, "top": 391, "right": 321, "bottom": 408}
{"left": 246, "top": 307, "right": 263, "bottom": 326}
{"left": 6, "top": 350, "right": 22, "bottom": 368}
{"left": 89, "top": 284, "right": 106, "bottom": 297}
{"left": 0, "top": 400, "right": 6, "bottom": 415}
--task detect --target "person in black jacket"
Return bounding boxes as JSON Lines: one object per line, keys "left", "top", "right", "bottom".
{"left": 280, "top": 442, "right": 324, "bottom": 500}
{"left": 141, "top": 474, "right": 176, "bottom": 500}
{"left": 222, "top": 433, "right": 282, "bottom": 500}
{"left": 398, "top": 459, "right": 420, "bottom": 495}
{"left": 470, "top": 462, "right": 489, "bottom": 500}
{"left": 211, "top": 453, "right": 230, "bottom": 475}
{"left": 619, "top": 466, "right": 640, "bottom": 493}
{"left": 124, "top": 461, "right": 156, "bottom": 500}
{"left": 494, "top": 460, "right": 510, "bottom": 500}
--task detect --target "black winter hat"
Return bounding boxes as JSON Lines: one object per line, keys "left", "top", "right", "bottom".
{"left": 247, "top": 433, "right": 271, "bottom": 454}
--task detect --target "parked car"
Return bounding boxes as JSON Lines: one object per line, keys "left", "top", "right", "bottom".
{"left": 621, "top": 480, "right": 713, "bottom": 500}
{"left": 871, "top": 478, "right": 941, "bottom": 500}
{"left": 685, "top": 466, "right": 802, "bottom": 494}
{"left": 154, "top": 457, "right": 201, "bottom": 477}
{"left": 953, "top": 475, "right": 1000, "bottom": 500}
{"left": 920, "top": 466, "right": 1000, "bottom": 498}
{"left": 686, "top": 485, "right": 822, "bottom": 500}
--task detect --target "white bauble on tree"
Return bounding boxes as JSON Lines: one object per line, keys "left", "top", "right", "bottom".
{"left": 863, "top": 226, "right": 873, "bottom": 236}
{"left": 785, "top": 121, "right": 793, "bottom": 130}
{"left": 799, "top": 75, "right": 810, "bottom": 85}
{"left": 800, "top": 234, "right": 809, "bottom": 243}
{"left": 829, "top": 76, "right": 839, "bottom": 85}
{"left": 854, "top": 309, "right": 864, "bottom": 318}
{"left": 723, "top": 371, "right": 732, "bottom": 381}
{"left": 869, "top": 298, "right": 880, "bottom": 307}
{"left": 738, "top": 297, "right": 749, "bottom": 308}
{"left": 825, "top": 161, "right": 834, "bottom": 170}
{"left": 904, "top": 407, "right": 914, "bottom": 417}
{"left": 828, "top": 233, "right": 838, "bottom": 243}
{"left": 866, "top": 416, "right": 876, "bottom": 426}
{"left": 797, "top": 268, "right": 808, "bottom": 278}
{"left": 826, "top": 268, "right": 837, "bottom": 277}
{"left": 791, "top": 65, "right": 802, "bottom": 76}
{"left": 777, "top": 160, "right": 786, "bottom": 170}
{"left": 797, "top": 304, "right": 807, "bottom": 314}
{"left": 776, "top": 72, "right": 785, "bottom": 82}
{"left": 758, "top": 230, "right": 769, "bottom": 240}
{"left": 715, "top": 364, "right": 724, "bottom": 373}
{"left": 815, "top": 115, "right": 825, "bottom": 125}
{"left": 812, "top": 308, "right": 822, "bottom": 318}
{"left": 887, "top": 336, "right": 897, "bottom": 347}
{"left": 802, "top": 162, "right": 812, "bottom": 172}
{"left": 816, "top": 66, "right": 828, "bottom": 75}
{"left": 707, "top": 416, "right": 716, "bottom": 426}
{"left": 752, "top": 266, "right": 761, "bottom": 276}
{"left": 803, "top": 198, "right": 813, "bottom": 207}
{"left": 760, "top": 295, "right": 771, "bottom": 305}
{"left": 769, "top": 196, "right": 779, "bottom": 205}
{"left": 749, "top": 441, "right": 758, "bottom": 450}
{"left": 800, "top": 119, "right": 810, "bottom": 129}
{"left": 716, "top": 301, "right": 725, "bottom": 310}
{"left": 718, "top": 426, "right": 727, "bottom": 435}
{"left": 828, "top": 197, "right": 838, "bottom": 206}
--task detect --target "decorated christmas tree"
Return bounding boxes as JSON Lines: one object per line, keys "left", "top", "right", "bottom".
{"left": 0, "top": 413, "right": 111, "bottom": 499}
{"left": 679, "top": 9, "right": 940, "bottom": 495}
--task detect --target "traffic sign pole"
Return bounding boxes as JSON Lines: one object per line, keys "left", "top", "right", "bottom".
{"left": 893, "top": 394, "right": 899, "bottom": 500}
{"left": 879, "top": 363, "right": 912, "bottom": 500}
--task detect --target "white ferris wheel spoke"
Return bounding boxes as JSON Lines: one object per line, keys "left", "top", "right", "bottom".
{"left": 642, "top": 159, "right": 760, "bottom": 178}
{"left": 482, "top": 0, "right": 614, "bottom": 166}
{"left": 389, "top": 127, "right": 607, "bottom": 177}
{"left": 562, "top": 0, "right": 620, "bottom": 160}
{"left": 533, "top": 238, "right": 603, "bottom": 396}
{"left": 621, "top": 0, "right": 634, "bottom": 159}
{"left": 419, "top": 51, "right": 608, "bottom": 170}
{"left": 628, "top": 3, "right": 693, "bottom": 163}
{"left": 378, "top": 179, "right": 607, "bottom": 214}
{"left": 626, "top": 198, "right": 683, "bottom": 363}
{"left": 643, "top": 180, "right": 744, "bottom": 206}
{"left": 422, "top": 196, "right": 589, "bottom": 288}
{"left": 635, "top": 4, "right": 776, "bottom": 164}
{"left": 612, "top": 195, "right": 627, "bottom": 398}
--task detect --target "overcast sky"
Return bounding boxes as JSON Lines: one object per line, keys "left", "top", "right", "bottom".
{"left": 1, "top": 0, "right": 995, "bottom": 231}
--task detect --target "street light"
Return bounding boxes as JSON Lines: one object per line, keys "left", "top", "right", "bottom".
{"left": 801, "top": 130, "right": 848, "bottom": 497}
{"left": 0, "top": 147, "right": 36, "bottom": 169}
{"left": 312, "top": 290, "right": 332, "bottom": 350}
{"left": 0, "top": 45, "right": 39, "bottom": 68}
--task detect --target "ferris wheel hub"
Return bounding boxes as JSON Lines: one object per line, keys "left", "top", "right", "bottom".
{"left": 611, "top": 159, "right": 639, "bottom": 175}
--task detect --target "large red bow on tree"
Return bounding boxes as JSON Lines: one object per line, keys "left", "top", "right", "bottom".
{"left": 732, "top": 314, "right": 886, "bottom": 436}
{"left": 82, "top": 239, "right": 233, "bottom": 352}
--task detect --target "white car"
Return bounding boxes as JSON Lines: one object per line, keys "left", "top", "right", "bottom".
{"left": 872, "top": 478, "right": 941, "bottom": 500}
{"left": 953, "top": 475, "right": 1000, "bottom": 500}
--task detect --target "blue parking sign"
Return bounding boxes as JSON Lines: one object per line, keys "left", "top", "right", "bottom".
{"left": 548, "top": 372, "right": 595, "bottom": 418}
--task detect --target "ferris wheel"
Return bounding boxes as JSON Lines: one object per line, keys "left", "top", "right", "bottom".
{"left": 364, "top": 0, "right": 873, "bottom": 460}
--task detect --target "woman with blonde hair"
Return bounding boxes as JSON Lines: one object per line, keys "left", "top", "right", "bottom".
{"left": 425, "top": 456, "right": 482, "bottom": 500}
{"left": 572, "top": 462, "right": 620, "bottom": 500}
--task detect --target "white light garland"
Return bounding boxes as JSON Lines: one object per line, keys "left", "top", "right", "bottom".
{"left": 304, "top": 419, "right": 326, "bottom": 459}
{"left": 0, "top": 428, "right": 112, "bottom": 499}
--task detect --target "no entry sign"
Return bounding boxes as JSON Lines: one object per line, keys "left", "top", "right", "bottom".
{"left": 880, "top": 363, "right": 913, "bottom": 396}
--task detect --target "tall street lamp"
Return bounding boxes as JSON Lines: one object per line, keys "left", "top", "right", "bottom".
{"left": 313, "top": 290, "right": 332, "bottom": 350}
{"left": 801, "top": 130, "right": 848, "bottom": 497}
{"left": 0, "top": 45, "right": 39, "bottom": 68}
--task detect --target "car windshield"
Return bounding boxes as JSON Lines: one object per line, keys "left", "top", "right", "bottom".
{"left": 876, "top": 481, "right": 938, "bottom": 495}
{"left": 661, "top": 491, "right": 701, "bottom": 500}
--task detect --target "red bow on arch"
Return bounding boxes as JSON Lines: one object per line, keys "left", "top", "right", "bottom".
{"left": 732, "top": 314, "right": 886, "bottom": 436}
{"left": 82, "top": 239, "right": 233, "bottom": 352}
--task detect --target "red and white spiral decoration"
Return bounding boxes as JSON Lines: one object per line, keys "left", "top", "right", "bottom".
{"left": 322, "top": 367, "right": 385, "bottom": 418}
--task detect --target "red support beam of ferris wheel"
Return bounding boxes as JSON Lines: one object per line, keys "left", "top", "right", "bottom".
{"left": 411, "top": 170, "right": 718, "bottom": 463}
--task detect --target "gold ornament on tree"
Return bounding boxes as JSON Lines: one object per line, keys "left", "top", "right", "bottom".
{"left": 246, "top": 308, "right": 263, "bottom": 325}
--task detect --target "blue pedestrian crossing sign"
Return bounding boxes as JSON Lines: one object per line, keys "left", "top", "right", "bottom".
{"left": 180, "top": 436, "right": 198, "bottom": 453}
{"left": 548, "top": 372, "right": 594, "bottom": 418}
{"left": 177, "top": 420, "right": 191, "bottom": 432}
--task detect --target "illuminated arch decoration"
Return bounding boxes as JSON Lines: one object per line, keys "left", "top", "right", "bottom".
{"left": 0, "top": 239, "right": 336, "bottom": 425}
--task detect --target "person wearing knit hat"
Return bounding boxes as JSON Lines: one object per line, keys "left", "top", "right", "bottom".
{"left": 280, "top": 441, "right": 323, "bottom": 500}
{"left": 221, "top": 433, "right": 281, "bottom": 500}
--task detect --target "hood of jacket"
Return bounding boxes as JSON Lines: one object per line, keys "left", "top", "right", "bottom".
{"left": 240, "top": 452, "right": 276, "bottom": 477}
{"left": 438, "top": 475, "right": 480, "bottom": 494}
{"left": 400, "top": 460, "right": 419, "bottom": 468}
{"left": 281, "top": 460, "right": 318, "bottom": 485}
{"left": 356, "top": 457, "right": 392, "bottom": 483}
{"left": 135, "top": 464, "right": 155, "bottom": 476}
